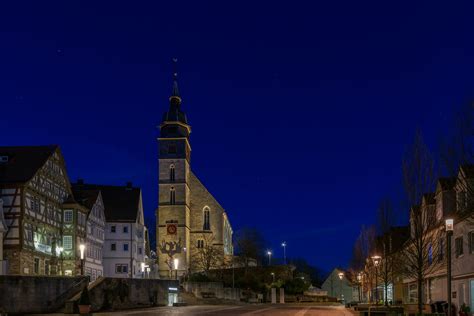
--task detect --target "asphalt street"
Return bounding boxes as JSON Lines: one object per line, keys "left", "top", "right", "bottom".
{"left": 95, "top": 304, "right": 356, "bottom": 315}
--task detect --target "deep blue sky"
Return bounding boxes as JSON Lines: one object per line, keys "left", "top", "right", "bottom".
{"left": 1, "top": 1, "right": 474, "bottom": 272}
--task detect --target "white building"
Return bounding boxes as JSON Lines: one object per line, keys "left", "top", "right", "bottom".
{"left": 72, "top": 183, "right": 106, "bottom": 282}
{"left": 79, "top": 182, "right": 148, "bottom": 278}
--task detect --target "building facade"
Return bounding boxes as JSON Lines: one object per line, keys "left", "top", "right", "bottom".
{"left": 156, "top": 73, "right": 233, "bottom": 278}
{"left": 0, "top": 198, "right": 7, "bottom": 274}
{"left": 76, "top": 182, "right": 148, "bottom": 279}
{"left": 72, "top": 184, "right": 106, "bottom": 282}
{"left": 0, "top": 146, "right": 76, "bottom": 275}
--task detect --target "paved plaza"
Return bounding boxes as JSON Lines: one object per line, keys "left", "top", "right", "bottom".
{"left": 93, "top": 304, "right": 355, "bottom": 316}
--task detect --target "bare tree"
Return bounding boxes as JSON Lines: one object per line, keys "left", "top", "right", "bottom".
{"left": 191, "top": 233, "right": 221, "bottom": 275}
{"left": 234, "top": 227, "right": 266, "bottom": 273}
{"left": 376, "top": 198, "right": 396, "bottom": 306}
{"left": 402, "top": 131, "right": 441, "bottom": 314}
{"left": 440, "top": 103, "right": 474, "bottom": 216}
{"left": 351, "top": 225, "right": 376, "bottom": 272}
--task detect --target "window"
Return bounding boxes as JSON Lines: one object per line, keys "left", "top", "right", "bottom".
{"left": 111, "top": 225, "right": 116, "bottom": 233}
{"left": 197, "top": 239, "right": 204, "bottom": 248}
{"left": 123, "top": 226, "right": 128, "bottom": 233}
{"left": 45, "top": 260, "right": 50, "bottom": 275}
{"left": 63, "top": 236, "right": 72, "bottom": 250}
{"left": 115, "top": 264, "right": 128, "bottom": 274}
{"left": 469, "top": 232, "right": 474, "bottom": 254}
{"left": 138, "top": 247, "right": 142, "bottom": 255}
{"left": 64, "top": 210, "right": 73, "bottom": 223}
{"left": 170, "top": 187, "right": 176, "bottom": 205}
{"left": 203, "top": 207, "right": 210, "bottom": 230}
{"left": 455, "top": 237, "right": 464, "bottom": 257}
{"left": 34, "top": 258, "right": 40, "bottom": 274}
{"left": 111, "top": 243, "right": 116, "bottom": 251}
{"left": 123, "top": 243, "right": 129, "bottom": 251}
{"left": 428, "top": 243, "right": 433, "bottom": 265}
{"left": 438, "top": 238, "right": 444, "bottom": 262}
{"left": 170, "top": 164, "right": 176, "bottom": 182}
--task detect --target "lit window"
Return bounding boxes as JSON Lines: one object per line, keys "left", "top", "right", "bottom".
{"left": 203, "top": 207, "right": 210, "bottom": 230}
{"left": 63, "top": 236, "right": 72, "bottom": 250}
{"left": 64, "top": 210, "right": 73, "bottom": 223}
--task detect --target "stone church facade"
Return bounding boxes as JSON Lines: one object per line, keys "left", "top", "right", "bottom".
{"left": 156, "top": 72, "right": 233, "bottom": 278}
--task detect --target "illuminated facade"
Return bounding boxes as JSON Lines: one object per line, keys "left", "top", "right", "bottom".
{"left": 156, "top": 71, "right": 233, "bottom": 278}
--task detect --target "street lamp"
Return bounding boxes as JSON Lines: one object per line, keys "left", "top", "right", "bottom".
{"left": 281, "top": 242, "right": 287, "bottom": 265}
{"left": 141, "top": 262, "right": 145, "bottom": 279}
{"left": 271, "top": 272, "right": 275, "bottom": 283}
{"left": 446, "top": 219, "right": 453, "bottom": 316}
{"left": 266, "top": 250, "right": 272, "bottom": 266}
{"left": 173, "top": 258, "right": 179, "bottom": 280}
{"left": 56, "top": 246, "right": 64, "bottom": 275}
{"left": 338, "top": 272, "right": 344, "bottom": 303}
{"left": 357, "top": 272, "right": 363, "bottom": 302}
{"left": 79, "top": 244, "right": 85, "bottom": 276}
{"left": 371, "top": 255, "right": 382, "bottom": 306}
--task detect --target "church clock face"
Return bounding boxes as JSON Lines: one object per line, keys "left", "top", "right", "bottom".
{"left": 167, "top": 224, "right": 177, "bottom": 235}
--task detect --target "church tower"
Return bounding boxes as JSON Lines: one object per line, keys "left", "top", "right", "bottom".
{"left": 156, "top": 63, "right": 192, "bottom": 278}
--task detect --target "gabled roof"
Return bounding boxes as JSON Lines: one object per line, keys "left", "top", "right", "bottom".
{"left": 72, "top": 181, "right": 141, "bottom": 222}
{"left": 460, "top": 164, "right": 474, "bottom": 179}
{"left": 71, "top": 185, "right": 101, "bottom": 212}
{"left": 0, "top": 145, "right": 58, "bottom": 185}
{"left": 437, "top": 177, "right": 456, "bottom": 191}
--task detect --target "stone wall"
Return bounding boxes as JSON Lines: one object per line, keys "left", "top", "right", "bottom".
{"left": 183, "top": 281, "right": 241, "bottom": 301}
{"left": 66, "top": 277, "right": 179, "bottom": 312}
{"left": 0, "top": 275, "right": 87, "bottom": 314}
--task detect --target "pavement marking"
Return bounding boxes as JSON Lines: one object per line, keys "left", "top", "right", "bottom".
{"left": 241, "top": 306, "right": 277, "bottom": 315}
{"left": 294, "top": 306, "right": 311, "bottom": 316}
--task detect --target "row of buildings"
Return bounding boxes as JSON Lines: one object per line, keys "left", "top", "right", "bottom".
{"left": 332, "top": 164, "right": 474, "bottom": 312}
{"left": 0, "top": 145, "right": 148, "bottom": 281}
{"left": 0, "top": 70, "right": 234, "bottom": 281}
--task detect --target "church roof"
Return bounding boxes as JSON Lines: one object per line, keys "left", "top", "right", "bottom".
{"left": 0, "top": 145, "right": 58, "bottom": 185}
{"left": 72, "top": 181, "right": 141, "bottom": 222}
{"left": 438, "top": 177, "right": 456, "bottom": 191}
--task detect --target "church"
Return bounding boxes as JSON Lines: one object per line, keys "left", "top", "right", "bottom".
{"left": 156, "top": 70, "right": 233, "bottom": 278}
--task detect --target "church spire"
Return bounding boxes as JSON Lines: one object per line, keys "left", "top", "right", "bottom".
{"left": 170, "top": 58, "right": 181, "bottom": 103}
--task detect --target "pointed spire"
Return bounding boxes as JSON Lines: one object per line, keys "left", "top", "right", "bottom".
{"left": 170, "top": 58, "right": 181, "bottom": 103}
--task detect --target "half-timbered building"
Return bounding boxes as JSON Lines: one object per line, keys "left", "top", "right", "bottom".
{"left": 0, "top": 146, "right": 72, "bottom": 275}
{"left": 72, "top": 183, "right": 106, "bottom": 281}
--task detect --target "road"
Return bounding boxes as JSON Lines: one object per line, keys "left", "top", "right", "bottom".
{"left": 96, "top": 304, "right": 355, "bottom": 315}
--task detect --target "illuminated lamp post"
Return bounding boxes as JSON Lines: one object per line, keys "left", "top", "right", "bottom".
{"left": 173, "top": 258, "right": 179, "bottom": 280}
{"left": 371, "top": 255, "right": 382, "bottom": 306}
{"left": 446, "top": 219, "right": 453, "bottom": 316}
{"left": 281, "top": 242, "right": 287, "bottom": 265}
{"left": 357, "top": 272, "right": 363, "bottom": 302}
{"left": 267, "top": 250, "right": 272, "bottom": 266}
{"left": 79, "top": 244, "right": 85, "bottom": 276}
{"left": 338, "top": 272, "right": 345, "bottom": 303}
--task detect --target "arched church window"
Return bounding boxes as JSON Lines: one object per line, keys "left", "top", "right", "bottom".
{"left": 170, "top": 164, "right": 175, "bottom": 182}
{"left": 203, "top": 207, "right": 210, "bottom": 230}
{"left": 170, "top": 187, "right": 176, "bottom": 205}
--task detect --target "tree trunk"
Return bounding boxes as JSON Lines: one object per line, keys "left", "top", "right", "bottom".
{"left": 417, "top": 276, "right": 423, "bottom": 314}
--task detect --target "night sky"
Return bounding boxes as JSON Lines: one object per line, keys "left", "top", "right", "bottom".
{"left": 1, "top": 1, "right": 474, "bottom": 273}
